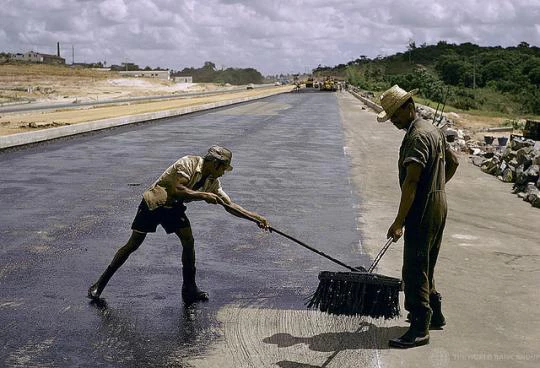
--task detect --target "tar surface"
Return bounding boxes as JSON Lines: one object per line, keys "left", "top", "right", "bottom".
{"left": 0, "top": 90, "right": 370, "bottom": 367}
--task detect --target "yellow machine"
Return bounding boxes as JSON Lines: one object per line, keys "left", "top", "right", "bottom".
{"left": 321, "top": 77, "right": 336, "bottom": 91}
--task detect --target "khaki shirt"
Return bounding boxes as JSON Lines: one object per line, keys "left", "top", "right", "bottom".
{"left": 398, "top": 117, "right": 447, "bottom": 223}
{"left": 143, "top": 155, "right": 230, "bottom": 210}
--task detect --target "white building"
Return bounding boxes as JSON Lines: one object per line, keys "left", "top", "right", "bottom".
{"left": 12, "top": 51, "right": 65, "bottom": 64}
{"left": 118, "top": 70, "right": 171, "bottom": 81}
{"left": 173, "top": 76, "right": 193, "bottom": 83}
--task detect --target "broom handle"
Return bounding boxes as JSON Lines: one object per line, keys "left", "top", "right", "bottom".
{"left": 221, "top": 203, "right": 363, "bottom": 272}
{"left": 367, "top": 237, "right": 394, "bottom": 273}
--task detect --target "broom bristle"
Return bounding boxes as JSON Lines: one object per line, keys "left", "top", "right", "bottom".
{"left": 306, "top": 271, "right": 402, "bottom": 319}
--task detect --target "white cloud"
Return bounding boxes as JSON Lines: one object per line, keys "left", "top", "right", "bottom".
{"left": 1, "top": 0, "right": 540, "bottom": 74}
{"left": 98, "top": 0, "right": 128, "bottom": 23}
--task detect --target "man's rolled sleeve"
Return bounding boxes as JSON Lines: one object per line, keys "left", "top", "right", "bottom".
{"left": 403, "top": 134, "right": 429, "bottom": 168}
{"left": 174, "top": 157, "right": 196, "bottom": 180}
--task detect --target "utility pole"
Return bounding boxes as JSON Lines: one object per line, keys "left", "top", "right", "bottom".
{"left": 72, "top": 45, "right": 74, "bottom": 65}
{"left": 473, "top": 54, "right": 476, "bottom": 90}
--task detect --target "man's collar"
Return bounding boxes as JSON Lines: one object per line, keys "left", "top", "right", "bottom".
{"left": 406, "top": 116, "right": 422, "bottom": 134}
{"left": 195, "top": 156, "right": 204, "bottom": 174}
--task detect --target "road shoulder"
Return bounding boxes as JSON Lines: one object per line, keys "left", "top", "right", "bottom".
{"left": 338, "top": 91, "right": 540, "bottom": 367}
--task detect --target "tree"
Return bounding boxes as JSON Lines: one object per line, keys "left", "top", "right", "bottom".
{"left": 528, "top": 66, "right": 540, "bottom": 86}
{"left": 482, "top": 59, "right": 512, "bottom": 81}
{"left": 435, "top": 55, "right": 470, "bottom": 86}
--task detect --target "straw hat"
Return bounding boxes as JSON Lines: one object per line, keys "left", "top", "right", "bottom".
{"left": 377, "top": 85, "right": 418, "bottom": 122}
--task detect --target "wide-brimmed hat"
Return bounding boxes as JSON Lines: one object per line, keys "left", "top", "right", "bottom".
{"left": 205, "top": 145, "right": 233, "bottom": 171}
{"left": 377, "top": 85, "right": 418, "bottom": 122}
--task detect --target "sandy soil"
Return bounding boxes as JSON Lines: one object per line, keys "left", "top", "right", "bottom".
{"left": 1, "top": 63, "right": 285, "bottom": 136}
{"left": 0, "top": 83, "right": 291, "bottom": 136}
{"left": 0, "top": 64, "right": 224, "bottom": 104}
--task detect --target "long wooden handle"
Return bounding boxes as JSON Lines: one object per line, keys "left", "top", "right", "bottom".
{"left": 220, "top": 203, "right": 365, "bottom": 272}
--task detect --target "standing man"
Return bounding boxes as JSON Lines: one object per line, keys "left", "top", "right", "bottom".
{"left": 88, "top": 145, "right": 269, "bottom": 304}
{"left": 376, "top": 85, "right": 459, "bottom": 348}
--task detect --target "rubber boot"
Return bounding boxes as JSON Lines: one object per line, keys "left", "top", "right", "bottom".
{"left": 87, "top": 262, "right": 121, "bottom": 299}
{"left": 429, "top": 292, "right": 446, "bottom": 329}
{"left": 389, "top": 309, "right": 431, "bottom": 348}
{"left": 88, "top": 237, "right": 142, "bottom": 300}
{"left": 181, "top": 267, "right": 209, "bottom": 303}
{"left": 405, "top": 293, "right": 446, "bottom": 329}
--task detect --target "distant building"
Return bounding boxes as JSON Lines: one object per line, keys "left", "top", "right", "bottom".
{"left": 118, "top": 70, "right": 171, "bottom": 81}
{"left": 12, "top": 51, "right": 65, "bottom": 65}
{"left": 173, "top": 76, "right": 193, "bottom": 83}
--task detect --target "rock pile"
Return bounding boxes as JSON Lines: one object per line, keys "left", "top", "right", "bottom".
{"left": 416, "top": 105, "right": 454, "bottom": 129}
{"left": 470, "top": 136, "right": 540, "bottom": 208}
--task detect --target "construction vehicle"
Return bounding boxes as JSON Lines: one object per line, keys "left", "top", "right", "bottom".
{"left": 306, "top": 77, "right": 314, "bottom": 88}
{"left": 320, "top": 77, "right": 337, "bottom": 91}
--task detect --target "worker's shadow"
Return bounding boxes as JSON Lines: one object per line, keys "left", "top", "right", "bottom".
{"left": 263, "top": 321, "right": 407, "bottom": 368}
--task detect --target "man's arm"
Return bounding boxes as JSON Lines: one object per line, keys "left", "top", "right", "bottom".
{"left": 387, "top": 162, "right": 422, "bottom": 242}
{"left": 170, "top": 175, "right": 221, "bottom": 204}
{"left": 221, "top": 200, "right": 270, "bottom": 230}
{"left": 445, "top": 146, "right": 459, "bottom": 183}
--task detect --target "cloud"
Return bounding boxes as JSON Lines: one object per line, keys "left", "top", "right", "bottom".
{"left": 0, "top": 0, "right": 540, "bottom": 74}
{"left": 98, "top": 0, "right": 128, "bottom": 23}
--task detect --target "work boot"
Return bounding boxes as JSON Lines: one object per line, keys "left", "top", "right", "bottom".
{"left": 389, "top": 310, "right": 431, "bottom": 349}
{"left": 87, "top": 282, "right": 102, "bottom": 300}
{"left": 429, "top": 292, "right": 446, "bottom": 329}
{"left": 181, "top": 267, "right": 209, "bottom": 303}
{"left": 405, "top": 293, "right": 446, "bottom": 329}
{"left": 87, "top": 264, "right": 118, "bottom": 300}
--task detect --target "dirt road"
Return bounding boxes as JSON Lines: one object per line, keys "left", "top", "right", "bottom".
{"left": 0, "top": 85, "right": 292, "bottom": 136}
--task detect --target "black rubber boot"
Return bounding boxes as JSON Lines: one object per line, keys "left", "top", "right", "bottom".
{"left": 181, "top": 267, "right": 209, "bottom": 303}
{"left": 87, "top": 265, "right": 116, "bottom": 299}
{"left": 405, "top": 293, "right": 446, "bottom": 329}
{"left": 87, "top": 235, "right": 143, "bottom": 300}
{"left": 429, "top": 292, "right": 446, "bottom": 329}
{"left": 389, "top": 310, "right": 431, "bottom": 349}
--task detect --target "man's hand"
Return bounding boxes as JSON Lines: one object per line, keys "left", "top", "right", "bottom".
{"left": 201, "top": 192, "right": 223, "bottom": 205}
{"left": 255, "top": 215, "right": 270, "bottom": 231}
{"left": 387, "top": 219, "right": 404, "bottom": 242}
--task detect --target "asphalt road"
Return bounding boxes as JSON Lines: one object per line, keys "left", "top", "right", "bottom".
{"left": 0, "top": 89, "right": 370, "bottom": 367}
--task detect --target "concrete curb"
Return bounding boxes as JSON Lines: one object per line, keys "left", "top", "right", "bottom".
{"left": 0, "top": 89, "right": 291, "bottom": 150}
{"left": 348, "top": 89, "right": 383, "bottom": 113}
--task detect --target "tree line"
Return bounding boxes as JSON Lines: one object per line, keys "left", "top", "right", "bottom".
{"left": 315, "top": 41, "right": 540, "bottom": 115}
{"left": 172, "top": 61, "right": 263, "bottom": 85}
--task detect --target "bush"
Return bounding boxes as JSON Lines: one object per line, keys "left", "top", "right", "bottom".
{"left": 451, "top": 96, "right": 478, "bottom": 110}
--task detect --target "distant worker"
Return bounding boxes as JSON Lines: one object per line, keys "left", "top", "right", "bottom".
{"left": 88, "top": 145, "right": 269, "bottom": 304}
{"left": 377, "top": 85, "right": 459, "bottom": 348}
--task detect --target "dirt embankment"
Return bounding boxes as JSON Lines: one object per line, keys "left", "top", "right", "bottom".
{"left": 0, "top": 64, "right": 290, "bottom": 136}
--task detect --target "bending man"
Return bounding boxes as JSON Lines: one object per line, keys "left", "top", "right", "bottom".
{"left": 88, "top": 145, "right": 269, "bottom": 303}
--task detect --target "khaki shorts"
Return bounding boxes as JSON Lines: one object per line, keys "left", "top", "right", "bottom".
{"left": 131, "top": 199, "right": 191, "bottom": 234}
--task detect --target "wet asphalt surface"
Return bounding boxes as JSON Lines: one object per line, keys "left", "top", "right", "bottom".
{"left": 0, "top": 90, "right": 370, "bottom": 367}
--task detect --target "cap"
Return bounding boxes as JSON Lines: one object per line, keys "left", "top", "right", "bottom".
{"left": 204, "top": 145, "right": 233, "bottom": 171}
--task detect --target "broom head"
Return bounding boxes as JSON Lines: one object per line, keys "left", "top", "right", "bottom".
{"left": 306, "top": 271, "right": 402, "bottom": 319}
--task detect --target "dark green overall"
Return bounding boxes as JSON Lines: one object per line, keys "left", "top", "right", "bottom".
{"left": 398, "top": 118, "right": 448, "bottom": 315}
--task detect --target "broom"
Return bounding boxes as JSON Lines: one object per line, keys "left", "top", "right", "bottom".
{"left": 221, "top": 203, "right": 402, "bottom": 319}
{"left": 306, "top": 238, "right": 402, "bottom": 319}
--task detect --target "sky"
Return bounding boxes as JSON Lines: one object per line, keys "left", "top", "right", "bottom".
{"left": 1, "top": 0, "right": 540, "bottom": 75}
